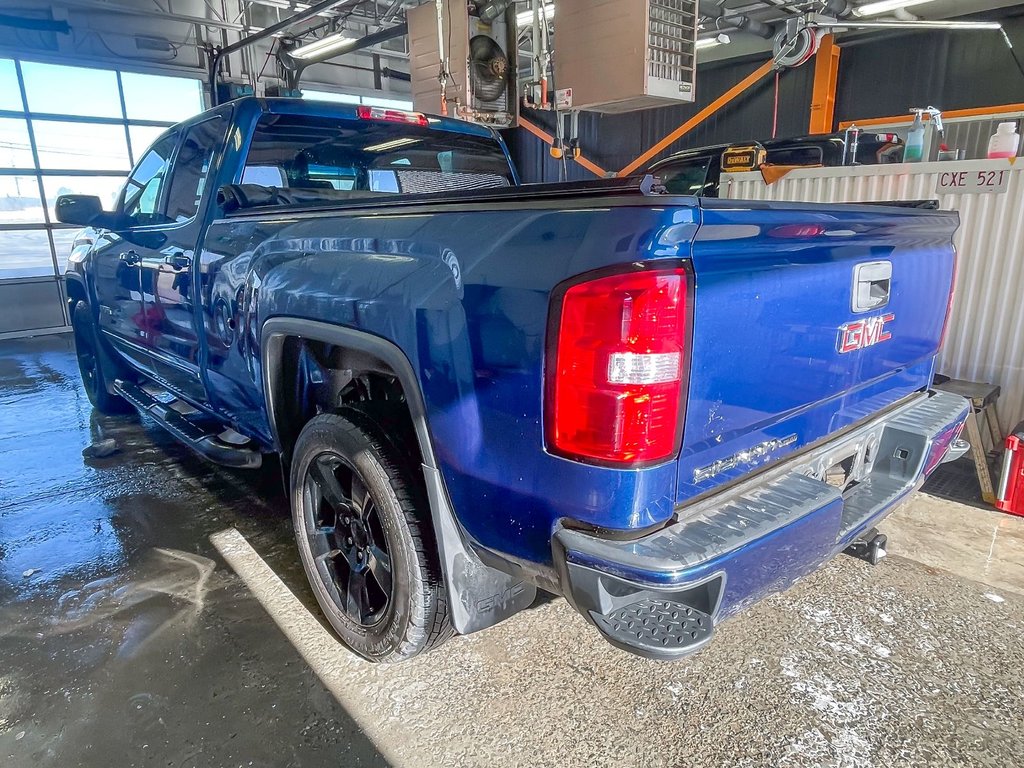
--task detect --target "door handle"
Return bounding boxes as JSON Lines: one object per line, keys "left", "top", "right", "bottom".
{"left": 164, "top": 251, "right": 192, "bottom": 271}
{"left": 119, "top": 250, "right": 141, "bottom": 266}
{"left": 852, "top": 261, "right": 892, "bottom": 313}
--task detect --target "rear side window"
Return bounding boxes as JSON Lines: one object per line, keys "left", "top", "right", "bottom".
{"left": 766, "top": 146, "right": 824, "bottom": 166}
{"left": 240, "top": 113, "right": 514, "bottom": 200}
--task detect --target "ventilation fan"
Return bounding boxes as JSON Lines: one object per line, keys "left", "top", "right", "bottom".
{"left": 469, "top": 34, "right": 509, "bottom": 103}
{"left": 407, "top": 0, "right": 518, "bottom": 127}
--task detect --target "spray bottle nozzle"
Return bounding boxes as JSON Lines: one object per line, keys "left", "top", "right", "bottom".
{"left": 910, "top": 106, "right": 944, "bottom": 137}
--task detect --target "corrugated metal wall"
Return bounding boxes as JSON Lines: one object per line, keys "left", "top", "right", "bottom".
{"left": 722, "top": 161, "right": 1024, "bottom": 435}
{"left": 506, "top": 55, "right": 815, "bottom": 183}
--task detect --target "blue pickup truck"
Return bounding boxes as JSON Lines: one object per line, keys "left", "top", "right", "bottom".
{"left": 61, "top": 97, "right": 970, "bottom": 662}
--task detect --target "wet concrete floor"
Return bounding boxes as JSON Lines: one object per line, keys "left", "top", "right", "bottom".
{"left": 1, "top": 333, "right": 1023, "bottom": 768}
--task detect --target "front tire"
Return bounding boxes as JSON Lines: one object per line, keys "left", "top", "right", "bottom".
{"left": 71, "top": 300, "right": 133, "bottom": 415}
{"left": 290, "top": 413, "right": 452, "bottom": 662}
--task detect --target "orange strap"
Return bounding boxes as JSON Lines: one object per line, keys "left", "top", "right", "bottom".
{"left": 618, "top": 60, "right": 775, "bottom": 177}
{"left": 518, "top": 116, "right": 609, "bottom": 178}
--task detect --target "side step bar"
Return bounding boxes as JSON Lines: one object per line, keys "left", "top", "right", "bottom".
{"left": 113, "top": 380, "right": 262, "bottom": 469}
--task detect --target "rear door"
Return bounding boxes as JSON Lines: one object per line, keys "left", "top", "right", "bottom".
{"left": 135, "top": 114, "right": 228, "bottom": 404}
{"left": 677, "top": 199, "right": 958, "bottom": 502}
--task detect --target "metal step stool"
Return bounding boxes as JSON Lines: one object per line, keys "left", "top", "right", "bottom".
{"left": 935, "top": 377, "right": 1002, "bottom": 503}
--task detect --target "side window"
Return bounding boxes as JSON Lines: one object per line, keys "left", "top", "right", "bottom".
{"left": 121, "top": 133, "right": 177, "bottom": 225}
{"left": 766, "top": 146, "right": 824, "bottom": 166}
{"left": 164, "top": 116, "right": 227, "bottom": 223}
{"left": 657, "top": 159, "right": 712, "bottom": 196}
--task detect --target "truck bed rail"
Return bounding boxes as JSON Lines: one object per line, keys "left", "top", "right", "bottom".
{"left": 220, "top": 175, "right": 667, "bottom": 217}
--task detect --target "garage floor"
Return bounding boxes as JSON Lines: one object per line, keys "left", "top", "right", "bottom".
{"left": 2, "top": 334, "right": 1023, "bottom": 768}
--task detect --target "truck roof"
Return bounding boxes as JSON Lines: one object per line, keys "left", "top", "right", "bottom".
{"left": 210, "top": 96, "right": 500, "bottom": 140}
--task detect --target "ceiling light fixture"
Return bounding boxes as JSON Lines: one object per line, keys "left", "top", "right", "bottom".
{"left": 290, "top": 30, "right": 358, "bottom": 60}
{"left": 695, "top": 33, "right": 731, "bottom": 49}
{"left": 854, "top": 0, "right": 935, "bottom": 17}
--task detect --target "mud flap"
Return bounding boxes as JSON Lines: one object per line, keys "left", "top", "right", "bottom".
{"left": 422, "top": 464, "right": 536, "bottom": 634}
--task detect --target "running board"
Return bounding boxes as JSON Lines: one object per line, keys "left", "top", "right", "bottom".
{"left": 113, "top": 380, "right": 262, "bottom": 469}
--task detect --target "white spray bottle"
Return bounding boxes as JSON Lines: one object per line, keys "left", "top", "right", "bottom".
{"left": 905, "top": 109, "right": 926, "bottom": 162}
{"left": 905, "top": 107, "right": 943, "bottom": 163}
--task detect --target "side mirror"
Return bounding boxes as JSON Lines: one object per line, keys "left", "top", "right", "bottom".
{"left": 55, "top": 195, "right": 104, "bottom": 226}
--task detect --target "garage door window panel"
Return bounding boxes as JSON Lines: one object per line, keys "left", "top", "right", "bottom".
{"left": 20, "top": 62, "right": 122, "bottom": 119}
{"left": 0, "top": 59, "right": 23, "bottom": 112}
{"left": 0, "top": 118, "right": 35, "bottom": 170}
{"left": 121, "top": 72, "right": 205, "bottom": 124}
{"left": 33, "top": 121, "right": 130, "bottom": 171}
{"left": 0, "top": 228, "right": 56, "bottom": 280}
{"left": 0, "top": 176, "right": 44, "bottom": 225}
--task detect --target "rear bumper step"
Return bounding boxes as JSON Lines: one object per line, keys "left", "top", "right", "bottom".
{"left": 554, "top": 390, "right": 970, "bottom": 660}
{"left": 114, "top": 380, "right": 262, "bottom": 469}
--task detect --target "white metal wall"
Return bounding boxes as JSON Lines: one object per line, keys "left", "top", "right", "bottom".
{"left": 722, "top": 160, "right": 1024, "bottom": 435}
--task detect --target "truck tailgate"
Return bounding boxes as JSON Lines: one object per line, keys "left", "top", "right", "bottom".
{"left": 677, "top": 199, "right": 958, "bottom": 503}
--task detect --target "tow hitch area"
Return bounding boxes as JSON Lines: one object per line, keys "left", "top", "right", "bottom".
{"left": 843, "top": 527, "right": 888, "bottom": 565}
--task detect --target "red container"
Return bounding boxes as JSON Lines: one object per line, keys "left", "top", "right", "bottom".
{"left": 996, "top": 422, "right": 1024, "bottom": 517}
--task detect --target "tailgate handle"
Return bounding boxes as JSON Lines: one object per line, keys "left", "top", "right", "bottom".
{"left": 853, "top": 261, "right": 892, "bottom": 313}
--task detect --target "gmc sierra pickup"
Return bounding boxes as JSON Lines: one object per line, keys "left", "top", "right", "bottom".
{"left": 61, "top": 97, "right": 970, "bottom": 662}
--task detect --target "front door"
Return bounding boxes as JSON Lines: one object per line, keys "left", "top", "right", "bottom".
{"left": 134, "top": 115, "right": 228, "bottom": 404}
{"left": 94, "top": 132, "right": 178, "bottom": 374}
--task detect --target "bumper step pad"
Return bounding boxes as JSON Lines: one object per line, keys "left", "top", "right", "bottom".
{"left": 592, "top": 598, "right": 714, "bottom": 660}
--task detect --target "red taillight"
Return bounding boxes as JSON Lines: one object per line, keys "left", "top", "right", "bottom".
{"left": 939, "top": 246, "right": 959, "bottom": 349}
{"left": 356, "top": 104, "right": 429, "bottom": 127}
{"left": 546, "top": 265, "right": 691, "bottom": 466}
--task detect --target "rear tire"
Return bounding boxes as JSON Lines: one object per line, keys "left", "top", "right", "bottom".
{"left": 71, "top": 301, "right": 133, "bottom": 415}
{"left": 290, "top": 412, "right": 452, "bottom": 662}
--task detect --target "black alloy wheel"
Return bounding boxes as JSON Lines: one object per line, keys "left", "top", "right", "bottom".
{"left": 71, "top": 300, "right": 133, "bottom": 414}
{"left": 290, "top": 412, "right": 452, "bottom": 661}
{"left": 302, "top": 451, "right": 394, "bottom": 626}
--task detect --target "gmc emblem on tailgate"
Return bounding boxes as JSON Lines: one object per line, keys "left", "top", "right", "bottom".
{"left": 838, "top": 313, "right": 895, "bottom": 353}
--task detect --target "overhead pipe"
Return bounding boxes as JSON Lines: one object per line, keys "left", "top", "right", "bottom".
{"left": 730, "top": 15, "right": 776, "bottom": 39}
{"left": 818, "top": 0, "right": 854, "bottom": 18}
{"left": 381, "top": 66, "right": 411, "bottom": 82}
{"left": 209, "top": 0, "right": 362, "bottom": 104}
{"left": 699, "top": 0, "right": 775, "bottom": 39}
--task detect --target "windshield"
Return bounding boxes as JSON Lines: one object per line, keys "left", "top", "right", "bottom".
{"left": 241, "top": 113, "right": 514, "bottom": 198}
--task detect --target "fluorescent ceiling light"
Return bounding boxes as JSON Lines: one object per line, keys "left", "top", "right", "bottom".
{"left": 854, "top": 0, "right": 935, "bottom": 17}
{"left": 364, "top": 137, "right": 422, "bottom": 152}
{"left": 290, "top": 31, "right": 358, "bottom": 60}
{"left": 695, "top": 33, "right": 730, "bottom": 49}
{"left": 516, "top": 4, "right": 555, "bottom": 26}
